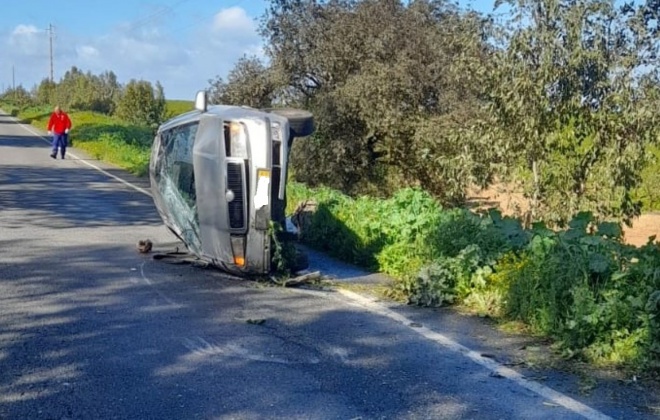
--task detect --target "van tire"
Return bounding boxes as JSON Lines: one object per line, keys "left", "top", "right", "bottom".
{"left": 263, "top": 108, "right": 315, "bottom": 138}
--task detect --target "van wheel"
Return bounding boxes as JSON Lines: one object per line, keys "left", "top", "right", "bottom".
{"left": 263, "top": 108, "right": 315, "bottom": 138}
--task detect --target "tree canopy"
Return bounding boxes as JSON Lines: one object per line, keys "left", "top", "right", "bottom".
{"left": 206, "top": 0, "right": 660, "bottom": 223}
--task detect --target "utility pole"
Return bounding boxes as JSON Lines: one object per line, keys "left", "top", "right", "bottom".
{"left": 47, "top": 24, "right": 54, "bottom": 82}
{"left": 12, "top": 65, "right": 15, "bottom": 100}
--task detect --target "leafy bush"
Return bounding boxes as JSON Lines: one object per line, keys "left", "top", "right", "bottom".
{"left": 288, "top": 183, "right": 441, "bottom": 274}
{"left": 490, "top": 214, "right": 660, "bottom": 367}
{"left": 287, "top": 183, "right": 660, "bottom": 370}
{"left": 114, "top": 80, "right": 166, "bottom": 129}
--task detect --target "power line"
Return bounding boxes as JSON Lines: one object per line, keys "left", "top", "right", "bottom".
{"left": 128, "top": 0, "right": 194, "bottom": 31}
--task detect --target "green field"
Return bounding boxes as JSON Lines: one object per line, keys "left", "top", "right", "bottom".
{"left": 166, "top": 100, "right": 194, "bottom": 117}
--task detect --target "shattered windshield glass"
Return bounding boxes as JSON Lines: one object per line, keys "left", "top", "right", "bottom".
{"left": 152, "top": 122, "right": 202, "bottom": 255}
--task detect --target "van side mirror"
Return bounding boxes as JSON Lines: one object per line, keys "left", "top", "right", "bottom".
{"left": 194, "top": 90, "right": 208, "bottom": 112}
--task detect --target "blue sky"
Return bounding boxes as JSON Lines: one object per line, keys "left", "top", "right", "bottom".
{"left": 1, "top": 0, "right": 497, "bottom": 100}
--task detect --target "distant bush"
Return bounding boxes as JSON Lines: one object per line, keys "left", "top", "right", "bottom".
{"left": 114, "top": 80, "right": 166, "bottom": 129}
{"left": 1, "top": 87, "right": 35, "bottom": 110}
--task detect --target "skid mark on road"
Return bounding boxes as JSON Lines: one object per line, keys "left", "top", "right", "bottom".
{"left": 181, "top": 336, "right": 320, "bottom": 365}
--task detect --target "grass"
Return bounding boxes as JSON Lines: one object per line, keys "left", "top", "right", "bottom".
{"left": 166, "top": 100, "right": 194, "bottom": 118}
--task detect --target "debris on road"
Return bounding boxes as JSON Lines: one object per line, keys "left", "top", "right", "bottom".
{"left": 137, "top": 239, "right": 153, "bottom": 253}
{"left": 280, "top": 270, "right": 323, "bottom": 288}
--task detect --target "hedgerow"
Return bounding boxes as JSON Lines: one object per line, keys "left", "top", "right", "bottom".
{"left": 287, "top": 182, "right": 660, "bottom": 369}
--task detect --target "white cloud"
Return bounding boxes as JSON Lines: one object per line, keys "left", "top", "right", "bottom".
{"left": 212, "top": 7, "right": 255, "bottom": 33}
{"left": 2, "top": 6, "right": 265, "bottom": 99}
{"left": 7, "top": 24, "right": 44, "bottom": 56}
{"left": 12, "top": 24, "right": 39, "bottom": 36}
{"left": 76, "top": 45, "right": 99, "bottom": 58}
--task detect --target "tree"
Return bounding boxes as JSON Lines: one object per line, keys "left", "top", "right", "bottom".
{"left": 38, "top": 67, "right": 121, "bottom": 114}
{"left": 53, "top": 66, "right": 84, "bottom": 109}
{"left": 261, "top": 0, "right": 492, "bottom": 200}
{"left": 480, "top": 0, "right": 660, "bottom": 225}
{"left": 96, "top": 71, "right": 121, "bottom": 114}
{"left": 35, "top": 78, "right": 56, "bottom": 105}
{"left": 1, "top": 85, "right": 33, "bottom": 109}
{"left": 208, "top": 55, "right": 276, "bottom": 108}
{"left": 115, "top": 79, "right": 167, "bottom": 129}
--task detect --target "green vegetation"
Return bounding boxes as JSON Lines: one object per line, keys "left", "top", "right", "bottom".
{"left": 287, "top": 182, "right": 660, "bottom": 370}
{"left": 636, "top": 146, "right": 660, "bottom": 212}
{"left": 208, "top": 56, "right": 275, "bottom": 109}
{"left": 212, "top": 0, "right": 660, "bottom": 218}
{"left": 166, "top": 100, "right": 194, "bottom": 118}
{"left": 114, "top": 80, "right": 166, "bottom": 129}
{"left": 481, "top": 0, "right": 660, "bottom": 224}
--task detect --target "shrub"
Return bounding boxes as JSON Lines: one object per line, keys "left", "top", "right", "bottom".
{"left": 114, "top": 80, "right": 166, "bottom": 129}
{"left": 287, "top": 184, "right": 660, "bottom": 370}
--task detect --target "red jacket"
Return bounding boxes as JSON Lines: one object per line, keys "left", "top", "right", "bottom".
{"left": 47, "top": 111, "right": 72, "bottom": 134}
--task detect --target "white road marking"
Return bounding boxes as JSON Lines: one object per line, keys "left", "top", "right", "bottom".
{"left": 337, "top": 289, "right": 613, "bottom": 420}
{"left": 8, "top": 113, "right": 152, "bottom": 197}
{"left": 3, "top": 111, "right": 613, "bottom": 420}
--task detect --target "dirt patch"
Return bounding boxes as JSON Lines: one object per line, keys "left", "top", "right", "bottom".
{"left": 623, "top": 214, "right": 660, "bottom": 247}
{"left": 467, "top": 184, "right": 660, "bottom": 247}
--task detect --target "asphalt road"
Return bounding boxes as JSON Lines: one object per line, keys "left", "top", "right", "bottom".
{"left": 0, "top": 111, "right": 650, "bottom": 420}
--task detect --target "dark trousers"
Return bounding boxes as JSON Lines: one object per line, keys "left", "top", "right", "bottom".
{"left": 52, "top": 133, "right": 68, "bottom": 157}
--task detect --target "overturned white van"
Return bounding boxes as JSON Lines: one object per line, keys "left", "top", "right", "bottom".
{"left": 149, "top": 91, "right": 314, "bottom": 275}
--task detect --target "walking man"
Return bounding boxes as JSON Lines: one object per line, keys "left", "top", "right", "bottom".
{"left": 47, "top": 105, "right": 72, "bottom": 159}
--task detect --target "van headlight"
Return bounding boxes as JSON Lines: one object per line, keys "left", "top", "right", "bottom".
{"left": 229, "top": 122, "right": 248, "bottom": 158}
